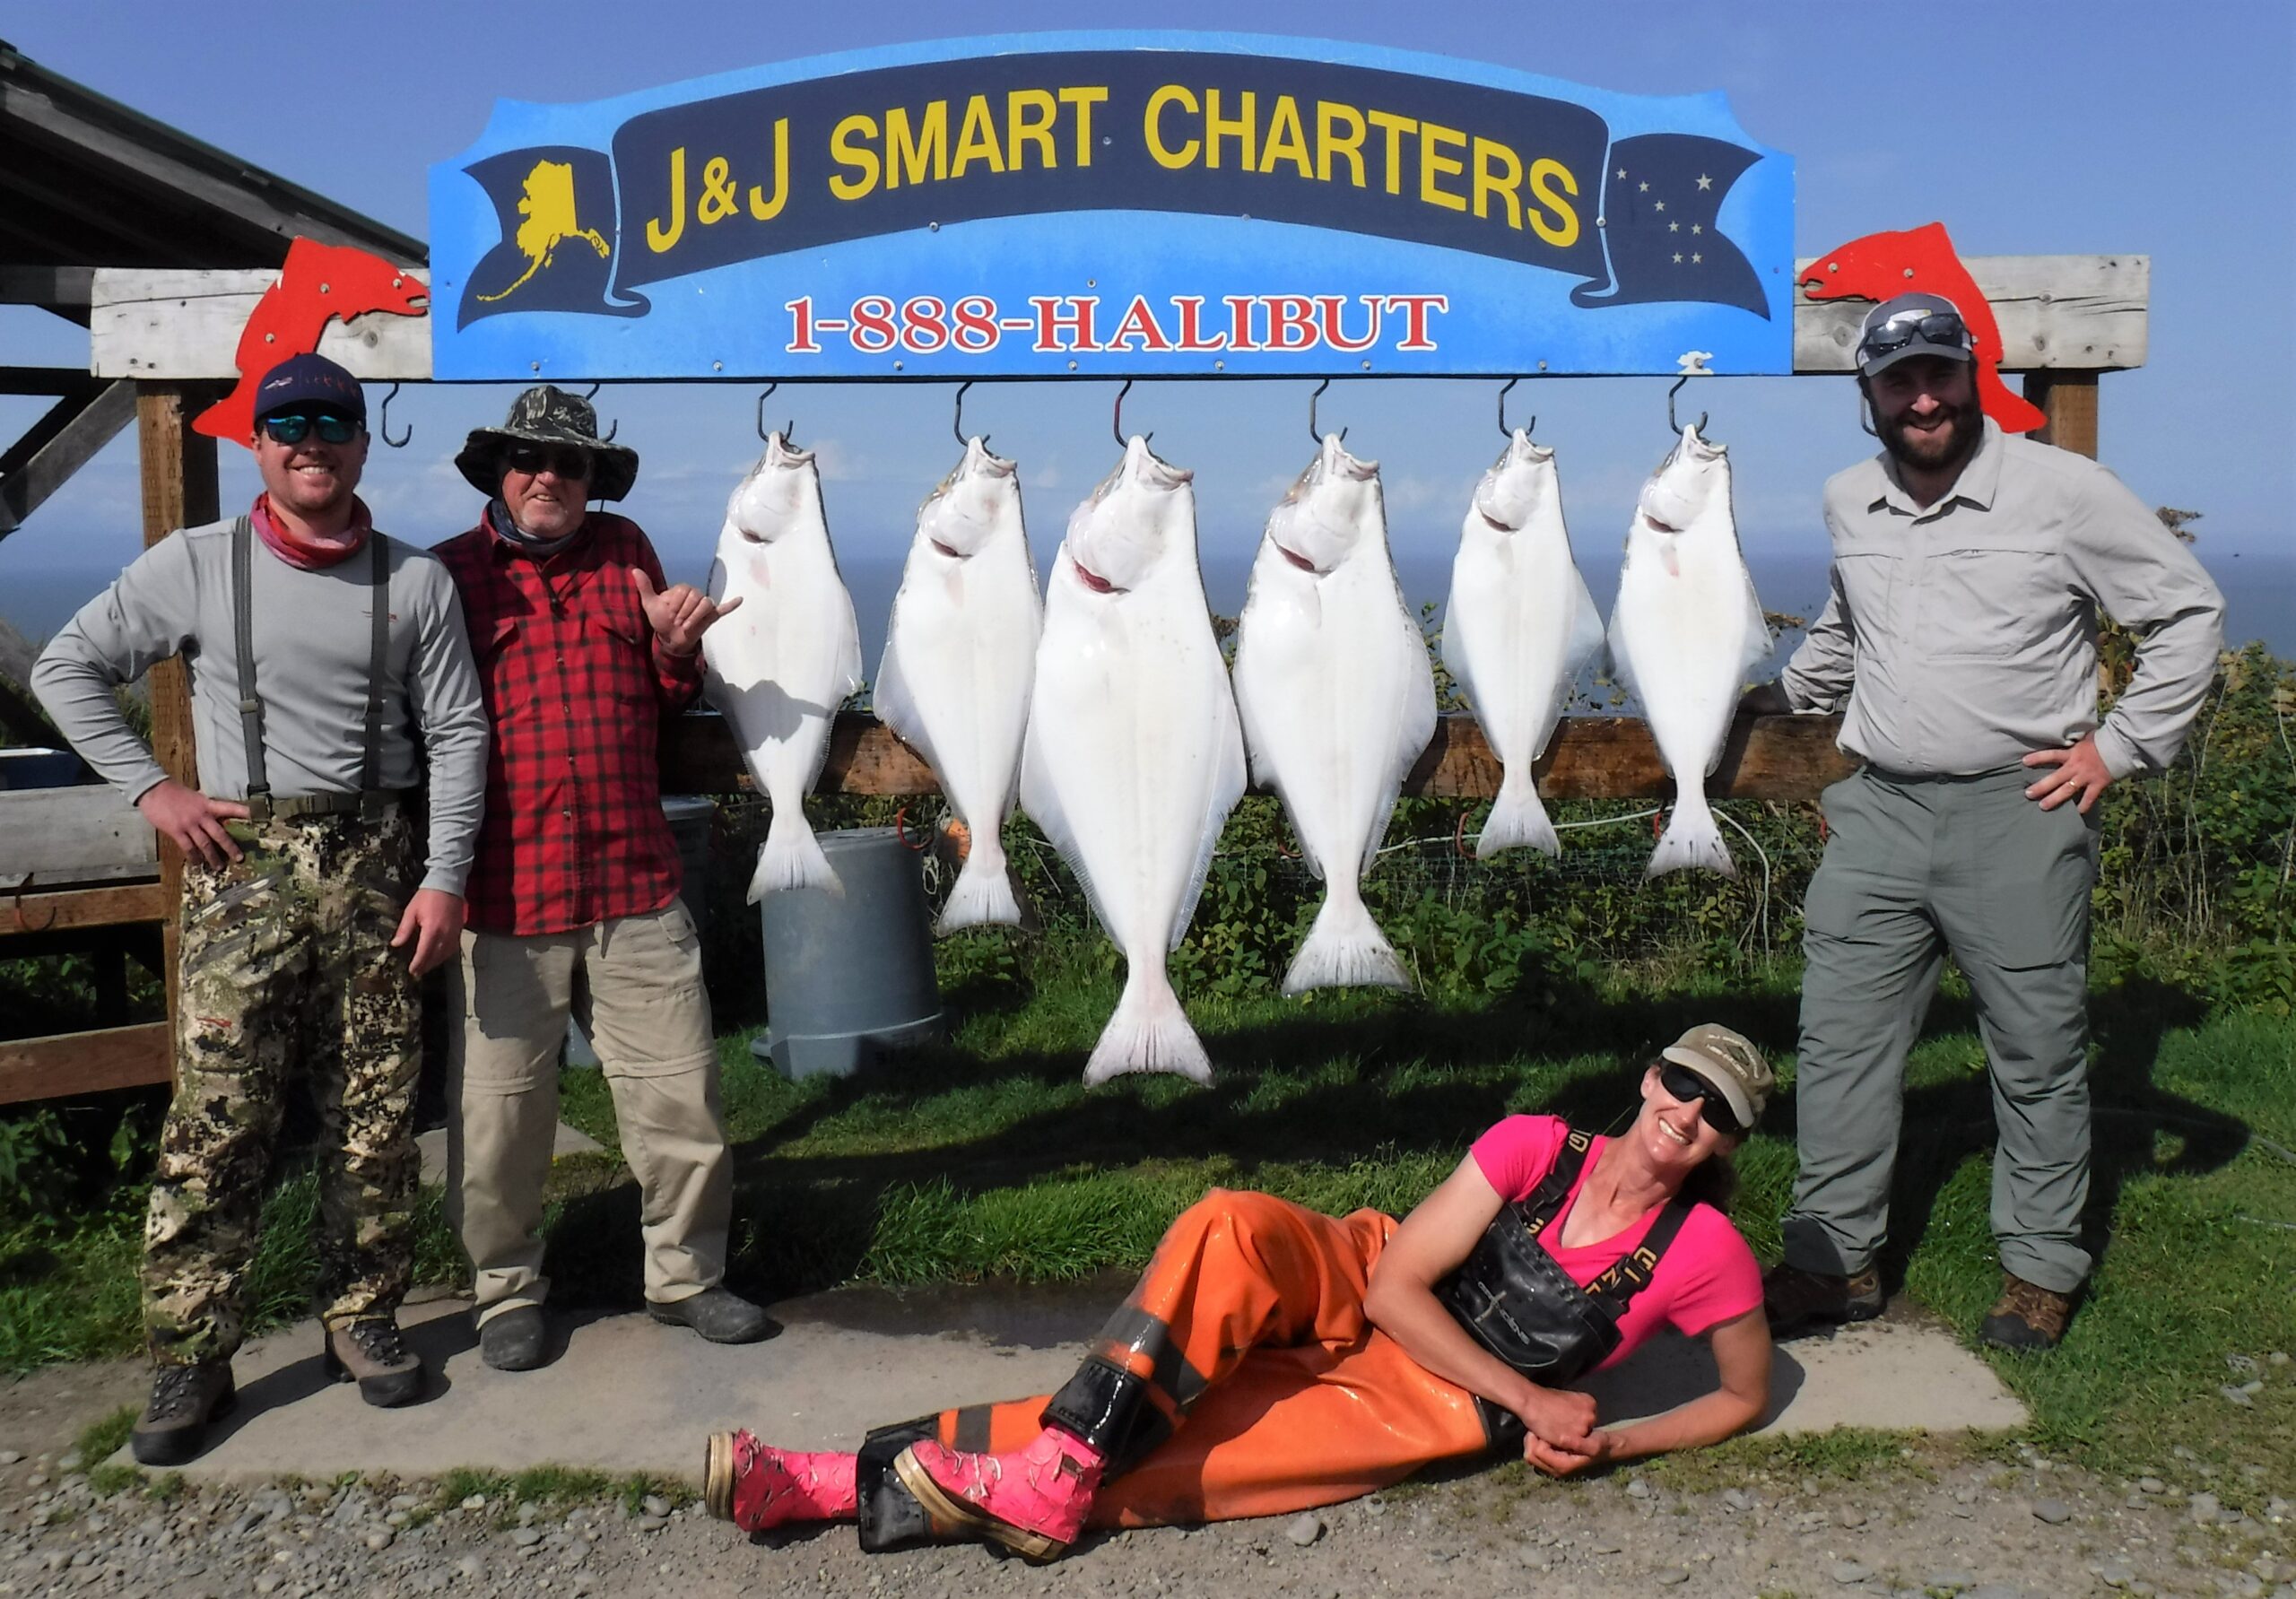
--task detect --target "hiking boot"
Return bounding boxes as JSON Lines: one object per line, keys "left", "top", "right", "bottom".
{"left": 1762, "top": 1262, "right": 1883, "bottom": 1337}
{"left": 324, "top": 1317, "right": 424, "bottom": 1407}
{"left": 648, "top": 1286, "right": 778, "bottom": 1345}
{"left": 1979, "top": 1272, "right": 2075, "bottom": 1351}
{"left": 130, "top": 1360, "right": 236, "bottom": 1466}
{"left": 479, "top": 1305, "right": 548, "bottom": 1372}
{"left": 892, "top": 1428, "right": 1103, "bottom": 1562}
{"left": 705, "top": 1429, "right": 858, "bottom": 1532}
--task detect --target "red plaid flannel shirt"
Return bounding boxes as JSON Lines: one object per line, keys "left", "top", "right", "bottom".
{"left": 433, "top": 511, "right": 701, "bottom": 935}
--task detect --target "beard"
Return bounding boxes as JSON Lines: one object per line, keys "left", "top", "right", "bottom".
{"left": 1874, "top": 392, "right": 1983, "bottom": 477}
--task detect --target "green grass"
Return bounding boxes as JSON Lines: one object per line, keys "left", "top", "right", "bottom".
{"left": 4, "top": 952, "right": 2291, "bottom": 1492}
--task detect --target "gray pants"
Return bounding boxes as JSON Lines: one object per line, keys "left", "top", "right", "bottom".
{"left": 1783, "top": 765, "right": 2100, "bottom": 1294}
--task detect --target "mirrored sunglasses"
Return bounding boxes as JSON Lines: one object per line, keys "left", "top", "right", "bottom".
{"left": 1857, "top": 309, "right": 1974, "bottom": 364}
{"left": 1657, "top": 1062, "right": 1745, "bottom": 1137}
{"left": 505, "top": 443, "right": 594, "bottom": 480}
{"left": 259, "top": 412, "right": 361, "bottom": 447}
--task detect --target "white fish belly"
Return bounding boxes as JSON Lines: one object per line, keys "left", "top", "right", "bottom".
{"left": 880, "top": 552, "right": 1039, "bottom": 834}
{"left": 1612, "top": 538, "right": 1748, "bottom": 781}
{"left": 1236, "top": 557, "right": 1429, "bottom": 882}
{"left": 705, "top": 543, "right": 861, "bottom": 804}
{"left": 1445, "top": 534, "right": 1585, "bottom": 771}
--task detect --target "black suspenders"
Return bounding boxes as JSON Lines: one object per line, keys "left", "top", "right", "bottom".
{"left": 230, "top": 516, "right": 393, "bottom": 823}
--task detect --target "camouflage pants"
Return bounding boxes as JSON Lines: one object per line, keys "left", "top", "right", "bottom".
{"left": 144, "top": 809, "right": 422, "bottom": 1366}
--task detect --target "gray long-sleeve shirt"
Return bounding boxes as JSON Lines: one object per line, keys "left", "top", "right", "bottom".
{"left": 1779, "top": 421, "right": 2224, "bottom": 779}
{"left": 31, "top": 517, "right": 491, "bottom": 896}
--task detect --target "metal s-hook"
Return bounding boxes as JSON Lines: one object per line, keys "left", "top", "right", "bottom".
{"left": 1308, "top": 378, "right": 1346, "bottom": 445}
{"left": 953, "top": 380, "right": 987, "bottom": 450}
{"left": 756, "top": 382, "right": 794, "bottom": 446}
{"left": 578, "top": 382, "right": 618, "bottom": 442}
{"left": 1496, "top": 378, "right": 1534, "bottom": 440}
{"left": 1665, "top": 375, "right": 1708, "bottom": 438}
{"left": 377, "top": 383, "right": 411, "bottom": 448}
{"left": 1112, "top": 378, "right": 1150, "bottom": 447}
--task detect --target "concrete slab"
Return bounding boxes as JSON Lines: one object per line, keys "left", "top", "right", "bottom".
{"left": 154, "top": 1283, "right": 2022, "bottom": 1483}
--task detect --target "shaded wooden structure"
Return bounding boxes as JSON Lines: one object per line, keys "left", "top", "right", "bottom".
{"left": 0, "top": 40, "right": 424, "bottom": 1104}
{"left": 1, "top": 38, "right": 2141, "bottom": 1105}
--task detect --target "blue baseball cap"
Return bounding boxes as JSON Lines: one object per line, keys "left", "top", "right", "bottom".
{"left": 253, "top": 353, "right": 366, "bottom": 424}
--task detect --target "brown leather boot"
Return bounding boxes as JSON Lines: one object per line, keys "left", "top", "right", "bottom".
{"left": 1761, "top": 1262, "right": 1883, "bottom": 1337}
{"left": 130, "top": 1360, "right": 236, "bottom": 1466}
{"left": 324, "top": 1317, "right": 423, "bottom": 1407}
{"left": 1979, "top": 1273, "right": 2074, "bottom": 1351}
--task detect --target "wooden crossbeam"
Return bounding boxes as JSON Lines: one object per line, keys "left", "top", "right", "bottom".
{"left": 660, "top": 710, "right": 1856, "bottom": 803}
{"left": 0, "top": 377, "right": 136, "bottom": 535}
{"left": 1, "top": 878, "right": 168, "bottom": 937}
{"left": 0, "top": 1021, "right": 171, "bottom": 1106}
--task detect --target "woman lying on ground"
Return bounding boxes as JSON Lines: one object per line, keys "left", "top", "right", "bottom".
{"left": 701, "top": 1022, "right": 1777, "bottom": 1561}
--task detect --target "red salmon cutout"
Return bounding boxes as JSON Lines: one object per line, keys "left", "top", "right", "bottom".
{"left": 1801, "top": 222, "right": 2048, "bottom": 434}
{"left": 195, "top": 238, "right": 430, "bottom": 449}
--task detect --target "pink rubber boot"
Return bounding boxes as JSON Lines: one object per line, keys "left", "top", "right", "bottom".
{"left": 892, "top": 1427, "right": 1104, "bottom": 1560}
{"left": 703, "top": 1430, "right": 858, "bottom": 1532}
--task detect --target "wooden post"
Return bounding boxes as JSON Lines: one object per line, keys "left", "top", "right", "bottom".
{"left": 2022, "top": 370, "right": 2100, "bottom": 460}
{"left": 135, "top": 382, "right": 222, "bottom": 1047}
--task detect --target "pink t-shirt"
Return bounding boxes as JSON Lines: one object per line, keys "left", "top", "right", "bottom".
{"left": 1467, "top": 1115, "right": 1761, "bottom": 1369}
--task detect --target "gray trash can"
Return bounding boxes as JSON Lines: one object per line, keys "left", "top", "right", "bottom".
{"left": 752, "top": 826, "right": 943, "bottom": 1080}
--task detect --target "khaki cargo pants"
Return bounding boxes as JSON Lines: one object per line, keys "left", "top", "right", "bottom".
{"left": 146, "top": 809, "right": 422, "bottom": 1366}
{"left": 444, "top": 899, "right": 731, "bottom": 1323}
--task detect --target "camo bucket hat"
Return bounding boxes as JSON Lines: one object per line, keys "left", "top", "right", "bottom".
{"left": 456, "top": 384, "right": 639, "bottom": 501}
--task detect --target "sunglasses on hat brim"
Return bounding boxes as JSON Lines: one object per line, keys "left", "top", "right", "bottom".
{"left": 1857, "top": 309, "right": 1976, "bottom": 367}
{"left": 504, "top": 443, "right": 595, "bottom": 480}
{"left": 258, "top": 411, "right": 362, "bottom": 447}
{"left": 1657, "top": 1061, "right": 1747, "bottom": 1137}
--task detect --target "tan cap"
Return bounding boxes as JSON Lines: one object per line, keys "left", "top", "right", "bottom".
{"left": 1660, "top": 1023, "right": 1775, "bottom": 1131}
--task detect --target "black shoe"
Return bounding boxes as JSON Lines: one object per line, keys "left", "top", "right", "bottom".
{"left": 324, "top": 1317, "right": 424, "bottom": 1407}
{"left": 479, "top": 1305, "right": 549, "bottom": 1372}
{"left": 1761, "top": 1262, "right": 1884, "bottom": 1338}
{"left": 131, "top": 1361, "right": 236, "bottom": 1466}
{"left": 647, "top": 1287, "right": 778, "bottom": 1344}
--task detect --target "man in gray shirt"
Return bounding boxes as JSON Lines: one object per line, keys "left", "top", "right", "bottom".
{"left": 32, "top": 354, "right": 489, "bottom": 1461}
{"left": 1749, "top": 296, "right": 2223, "bottom": 1351}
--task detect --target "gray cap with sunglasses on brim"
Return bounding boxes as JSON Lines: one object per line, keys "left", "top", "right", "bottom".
{"left": 1661, "top": 1023, "right": 1775, "bottom": 1131}
{"left": 455, "top": 384, "right": 640, "bottom": 502}
{"left": 1855, "top": 292, "right": 1978, "bottom": 378}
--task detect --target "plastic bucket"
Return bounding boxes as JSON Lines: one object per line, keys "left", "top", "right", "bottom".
{"left": 753, "top": 826, "right": 943, "bottom": 1080}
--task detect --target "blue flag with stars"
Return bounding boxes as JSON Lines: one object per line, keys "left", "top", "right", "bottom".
{"left": 1570, "top": 135, "right": 1769, "bottom": 318}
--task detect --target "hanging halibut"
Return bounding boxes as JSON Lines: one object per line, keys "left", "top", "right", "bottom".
{"left": 1440, "top": 430, "right": 1605, "bottom": 858}
{"left": 1020, "top": 436, "right": 1246, "bottom": 1085}
{"left": 1605, "top": 424, "right": 1770, "bottom": 877}
{"left": 876, "top": 436, "right": 1042, "bottom": 933}
{"left": 1232, "top": 432, "right": 1434, "bottom": 994}
{"left": 703, "top": 433, "right": 864, "bottom": 899}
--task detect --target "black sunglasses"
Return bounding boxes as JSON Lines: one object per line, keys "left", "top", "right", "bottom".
{"left": 259, "top": 412, "right": 361, "bottom": 447}
{"left": 1857, "top": 309, "right": 1974, "bottom": 364}
{"left": 505, "top": 443, "right": 594, "bottom": 480}
{"left": 1657, "top": 1062, "right": 1745, "bottom": 1137}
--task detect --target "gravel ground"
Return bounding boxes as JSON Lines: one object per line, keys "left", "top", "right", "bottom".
{"left": 1, "top": 1438, "right": 2290, "bottom": 1598}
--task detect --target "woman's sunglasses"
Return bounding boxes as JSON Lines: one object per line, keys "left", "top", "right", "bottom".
{"left": 505, "top": 444, "right": 594, "bottom": 481}
{"left": 258, "top": 412, "right": 361, "bottom": 447}
{"left": 1657, "top": 1062, "right": 1745, "bottom": 1137}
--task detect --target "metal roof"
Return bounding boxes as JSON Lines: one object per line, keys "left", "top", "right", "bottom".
{"left": 0, "top": 38, "right": 423, "bottom": 282}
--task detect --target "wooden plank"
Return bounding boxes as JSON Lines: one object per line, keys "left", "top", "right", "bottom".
{"left": 137, "top": 383, "right": 221, "bottom": 1037}
{"left": 660, "top": 710, "right": 1856, "bottom": 802}
{"left": 0, "top": 786, "right": 159, "bottom": 882}
{"left": 92, "top": 268, "right": 432, "bottom": 381}
{"left": 0, "top": 1021, "right": 172, "bottom": 1107}
{"left": 0, "top": 265, "right": 94, "bottom": 309}
{"left": 2022, "top": 371, "right": 2100, "bottom": 460}
{"left": 1794, "top": 254, "right": 2147, "bottom": 373}
{"left": 0, "top": 879, "right": 168, "bottom": 937}
{"left": 0, "top": 366, "right": 102, "bottom": 395}
{"left": 0, "top": 378, "right": 136, "bottom": 535}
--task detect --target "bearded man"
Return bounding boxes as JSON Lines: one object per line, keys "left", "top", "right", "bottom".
{"left": 1744, "top": 295, "right": 2222, "bottom": 1351}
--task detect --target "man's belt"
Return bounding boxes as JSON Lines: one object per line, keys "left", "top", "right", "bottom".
{"left": 242, "top": 790, "right": 411, "bottom": 823}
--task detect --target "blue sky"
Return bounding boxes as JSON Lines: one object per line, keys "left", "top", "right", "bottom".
{"left": 4, "top": 0, "right": 2292, "bottom": 647}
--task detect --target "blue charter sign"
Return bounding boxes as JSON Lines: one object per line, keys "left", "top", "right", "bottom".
{"left": 428, "top": 32, "right": 1794, "bottom": 379}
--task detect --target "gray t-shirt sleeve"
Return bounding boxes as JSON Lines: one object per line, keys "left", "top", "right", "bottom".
{"left": 403, "top": 564, "right": 490, "bottom": 897}
{"left": 29, "top": 534, "right": 200, "bottom": 805}
{"left": 1780, "top": 516, "right": 1857, "bottom": 715}
{"left": 2064, "top": 465, "right": 2225, "bottom": 778}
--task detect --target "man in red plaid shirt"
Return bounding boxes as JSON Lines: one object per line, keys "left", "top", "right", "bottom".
{"left": 434, "top": 386, "right": 772, "bottom": 1371}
